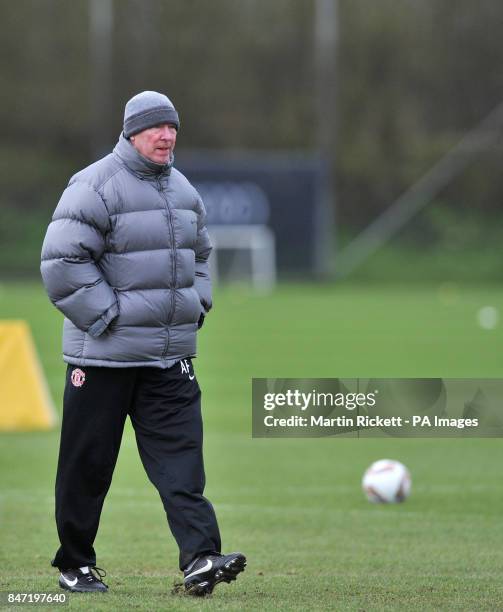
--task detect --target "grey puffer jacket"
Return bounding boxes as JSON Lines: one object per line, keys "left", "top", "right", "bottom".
{"left": 41, "top": 134, "right": 212, "bottom": 368}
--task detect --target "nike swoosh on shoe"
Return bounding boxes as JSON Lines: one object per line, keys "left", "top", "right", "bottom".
{"left": 184, "top": 559, "right": 212, "bottom": 580}
{"left": 61, "top": 575, "right": 78, "bottom": 587}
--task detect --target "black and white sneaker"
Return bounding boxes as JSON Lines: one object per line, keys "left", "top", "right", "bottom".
{"left": 58, "top": 566, "right": 108, "bottom": 593}
{"left": 183, "top": 552, "right": 246, "bottom": 596}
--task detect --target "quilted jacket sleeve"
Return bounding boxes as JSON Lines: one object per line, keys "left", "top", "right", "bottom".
{"left": 194, "top": 194, "right": 213, "bottom": 313}
{"left": 40, "top": 179, "right": 119, "bottom": 337}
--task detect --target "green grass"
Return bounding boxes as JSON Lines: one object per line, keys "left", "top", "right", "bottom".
{"left": 1, "top": 281, "right": 503, "bottom": 610}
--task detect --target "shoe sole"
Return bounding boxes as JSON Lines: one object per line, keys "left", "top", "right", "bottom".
{"left": 185, "top": 554, "right": 247, "bottom": 596}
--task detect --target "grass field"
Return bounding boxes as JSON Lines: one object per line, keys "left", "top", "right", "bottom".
{"left": 1, "top": 281, "right": 503, "bottom": 611}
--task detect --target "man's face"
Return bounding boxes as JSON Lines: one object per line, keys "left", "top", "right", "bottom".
{"left": 130, "top": 123, "right": 177, "bottom": 164}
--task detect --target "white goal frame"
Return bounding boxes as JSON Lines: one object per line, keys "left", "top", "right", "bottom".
{"left": 208, "top": 225, "right": 276, "bottom": 292}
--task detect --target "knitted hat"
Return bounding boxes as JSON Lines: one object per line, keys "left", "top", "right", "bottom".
{"left": 123, "top": 91, "right": 180, "bottom": 138}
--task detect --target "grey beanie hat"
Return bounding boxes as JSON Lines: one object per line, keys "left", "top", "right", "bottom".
{"left": 123, "top": 91, "right": 180, "bottom": 138}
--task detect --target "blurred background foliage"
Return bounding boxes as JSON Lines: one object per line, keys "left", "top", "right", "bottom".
{"left": 1, "top": 0, "right": 502, "bottom": 280}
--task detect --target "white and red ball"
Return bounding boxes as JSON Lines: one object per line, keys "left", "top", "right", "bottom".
{"left": 362, "top": 459, "right": 411, "bottom": 503}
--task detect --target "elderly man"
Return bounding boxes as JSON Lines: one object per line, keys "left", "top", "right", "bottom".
{"left": 41, "top": 91, "right": 245, "bottom": 597}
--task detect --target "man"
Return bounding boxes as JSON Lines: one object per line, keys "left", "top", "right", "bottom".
{"left": 40, "top": 91, "right": 246, "bottom": 597}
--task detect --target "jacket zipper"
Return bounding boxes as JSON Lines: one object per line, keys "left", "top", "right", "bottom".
{"left": 157, "top": 177, "right": 176, "bottom": 357}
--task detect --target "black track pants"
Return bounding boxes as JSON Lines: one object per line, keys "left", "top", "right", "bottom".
{"left": 51, "top": 360, "right": 221, "bottom": 571}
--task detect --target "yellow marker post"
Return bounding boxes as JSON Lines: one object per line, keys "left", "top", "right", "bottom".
{"left": 0, "top": 320, "right": 56, "bottom": 431}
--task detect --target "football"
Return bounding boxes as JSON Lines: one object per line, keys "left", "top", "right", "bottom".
{"left": 362, "top": 459, "right": 411, "bottom": 503}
